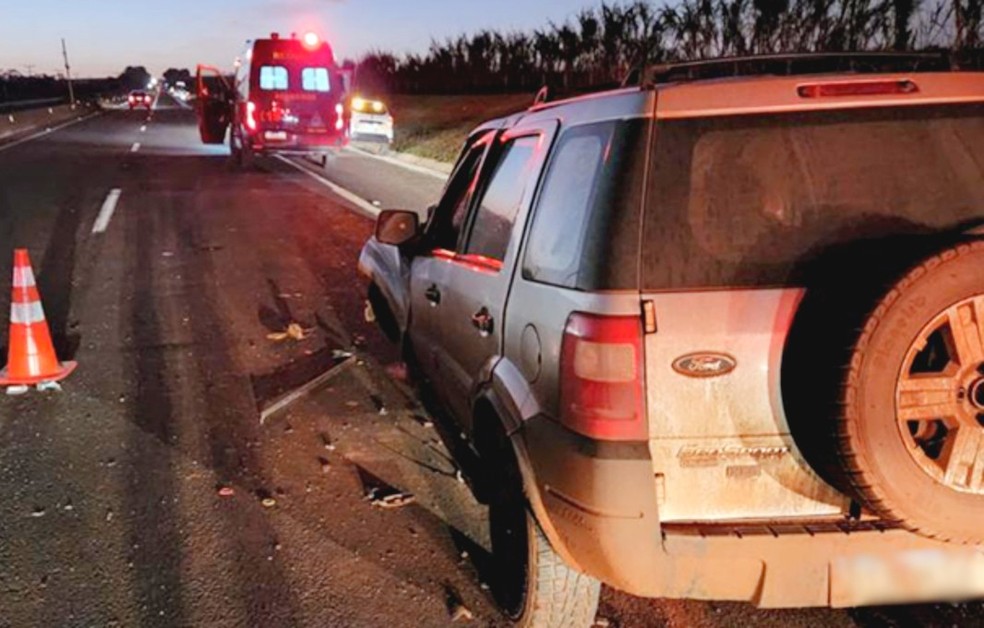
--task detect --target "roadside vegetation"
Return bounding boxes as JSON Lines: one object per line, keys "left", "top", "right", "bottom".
{"left": 387, "top": 93, "right": 531, "bottom": 162}
{"left": 360, "top": 0, "right": 982, "bottom": 161}
{"left": 358, "top": 0, "right": 983, "bottom": 95}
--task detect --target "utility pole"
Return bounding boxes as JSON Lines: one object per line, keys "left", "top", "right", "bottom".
{"left": 61, "top": 38, "right": 75, "bottom": 106}
{"left": 24, "top": 64, "right": 35, "bottom": 76}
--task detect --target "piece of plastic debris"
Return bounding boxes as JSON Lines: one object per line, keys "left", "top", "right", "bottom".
{"left": 318, "top": 457, "right": 331, "bottom": 473}
{"left": 332, "top": 349, "right": 354, "bottom": 360}
{"left": 218, "top": 486, "right": 235, "bottom": 497}
{"left": 267, "top": 322, "right": 313, "bottom": 342}
{"left": 450, "top": 603, "right": 474, "bottom": 622}
{"left": 31, "top": 507, "right": 46, "bottom": 518}
{"left": 261, "top": 497, "right": 277, "bottom": 508}
{"left": 363, "top": 301, "right": 376, "bottom": 323}
{"left": 371, "top": 492, "right": 416, "bottom": 510}
{"left": 7, "top": 385, "right": 30, "bottom": 396}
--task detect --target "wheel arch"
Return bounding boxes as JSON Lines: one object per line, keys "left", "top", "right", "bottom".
{"left": 471, "top": 360, "right": 587, "bottom": 573}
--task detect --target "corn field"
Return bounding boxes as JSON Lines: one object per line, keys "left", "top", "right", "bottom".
{"left": 355, "top": 0, "right": 984, "bottom": 94}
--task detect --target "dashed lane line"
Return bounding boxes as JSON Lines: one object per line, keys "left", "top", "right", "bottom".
{"left": 0, "top": 111, "right": 103, "bottom": 154}
{"left": 92, "top": 188, "right": 122, "bottom": 234}
{"left": 273, "top": 154, "right": 381, "bottom": 219}
{"left": 130, "top": 142, "right": 141, "bottom": 153}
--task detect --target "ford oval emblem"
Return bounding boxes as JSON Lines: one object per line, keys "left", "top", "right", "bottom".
{"left": 672, "top": 353, "right": 737, "bottom": 379}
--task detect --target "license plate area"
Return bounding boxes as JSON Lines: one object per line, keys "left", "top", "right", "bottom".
{"left": 831, "top": 548, "right": 984, "bottom": 606}
{"left": 265, "top": 131, "right": 288, "bottom": 141}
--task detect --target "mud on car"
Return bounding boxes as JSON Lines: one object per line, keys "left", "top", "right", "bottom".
{"left": 359, "top": 53, "right": 984, "bottom": 626}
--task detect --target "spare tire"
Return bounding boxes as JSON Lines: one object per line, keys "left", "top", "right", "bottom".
{"left": 839, "top": 240, "right": 984, "bottom": 543}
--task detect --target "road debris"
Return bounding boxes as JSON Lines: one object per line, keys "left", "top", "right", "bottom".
{"left": 445, "top": 587, "right": 474, "bottom": 623}
{"left": 363, "top": 300, "right": 376, "bottom": 323}
{"left": 261, "top": 497, "right": 277, "bottom": 508}
{"left": 267, "top": 322, "right": 313, "bottom": 342}
{"left": 332, "top": 349, "right": 354, "bottom": 360}
{"left": 369, "top": 491, "right": 416, "bottom": 510}
{"left": 320, "top": 433, "right": 336, "bottom": 451}
{"left": 30, "top": 506, "right": 46, "bottom": 518}
{"left": 318, "top": 457, "right": 331, "bottom": 473}
{"left": 218, "top": 486, "right": 235, "bottom": 497}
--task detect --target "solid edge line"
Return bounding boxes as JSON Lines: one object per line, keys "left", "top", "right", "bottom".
{"left": 345, "top": 145, "right": 449, "bottom": 181}
{"left": 0, "top": 111, "right": 102, "bottom": 154}
{"left": 92, "top": 188, "right": 122, "bottom": 234}
{"left": 273, "top": 154, "right": 381, "bottom": 218}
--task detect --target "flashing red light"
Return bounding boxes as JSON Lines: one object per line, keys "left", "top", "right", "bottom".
{"left": 246, "top": 101, "right": 257, "bottom": 131}
{"left": 559, "top": 313, "right": 647, "bottom": 441}
{"left": 797, "top": 79, "right": 919, "bottom": 98}
{"left": 302, "top": 32, "right": 320, "bottom": 49}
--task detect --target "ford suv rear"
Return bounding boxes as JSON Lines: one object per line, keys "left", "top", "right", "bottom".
{"left": 359, "top": 53, "right": 984, "bottom": 626}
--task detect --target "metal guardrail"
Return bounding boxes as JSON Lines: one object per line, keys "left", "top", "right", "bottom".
{"left": 0, "top": 97, "right": 66, "bottom": 113}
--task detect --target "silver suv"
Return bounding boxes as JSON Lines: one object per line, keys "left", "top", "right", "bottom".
{"left": 360, "top": 54, "right": 984, "bottom": 626}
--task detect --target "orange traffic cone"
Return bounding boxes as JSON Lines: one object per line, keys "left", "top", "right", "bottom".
{"left": 0, "top": 249, "right": 77, "bottom": 394}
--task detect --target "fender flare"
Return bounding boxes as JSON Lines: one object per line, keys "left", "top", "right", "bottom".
{"left": 472, "top": 358, "right": 588, "bottom": 573}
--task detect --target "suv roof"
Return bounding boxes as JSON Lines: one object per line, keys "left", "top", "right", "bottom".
{"left": 471, "top": 53, "right": 984, "bottom": 134}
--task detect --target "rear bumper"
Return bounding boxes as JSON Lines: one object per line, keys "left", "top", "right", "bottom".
{"left": 520, "top": 415, "right": 984, "bottom": 607}
{"left": 248, "top": 130, "right": 347, "bottom": 154}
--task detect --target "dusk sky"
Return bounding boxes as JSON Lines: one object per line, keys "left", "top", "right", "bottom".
{"left": 1, "top": 0, "right": 599, "bottom": 78}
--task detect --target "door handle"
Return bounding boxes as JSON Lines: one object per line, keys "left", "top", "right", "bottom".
{"left": 425, "top": 284, "right": 441, "bottom": 305}
{"left": 471, "top": 307, "right": 494, "bottom": 335}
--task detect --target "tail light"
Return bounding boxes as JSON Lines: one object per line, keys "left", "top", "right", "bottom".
{"left": 246, "top": 101, "right": 257, "bottom": 131}
{"left": 559, "top": 313, "right": 647, "bottom": 441}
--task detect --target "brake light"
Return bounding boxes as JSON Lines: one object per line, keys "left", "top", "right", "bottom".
{"left": 245, "top": 101, "right": 257, "bottom": 131}
{"left": 559, "top": 313, "right": 647, "bottom": 441}
{"left": 797, "top": 79, "right": 919, "bottom": 98}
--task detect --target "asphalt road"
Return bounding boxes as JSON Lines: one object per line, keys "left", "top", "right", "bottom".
{"left": 0, "top": 93, "right": 980, "bottom": 627}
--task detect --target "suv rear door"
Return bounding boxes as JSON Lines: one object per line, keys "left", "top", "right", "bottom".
{"left": 429, "top": 120, "right": 557, "bottom": 430}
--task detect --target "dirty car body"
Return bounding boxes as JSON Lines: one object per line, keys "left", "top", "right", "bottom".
{"left": 360, "top": 55, "right": 984, "bottom": 616}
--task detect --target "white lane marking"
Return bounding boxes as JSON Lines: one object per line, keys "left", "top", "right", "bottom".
{"left": 92, "top": 188, "right": 122, "bottom": 234}
{"left": 0, "top": 112, "right": 102, "bottom": 154}
{"left": 140, "top": 125, "right": 147, "bottom": 132}
{"left": 130, "top": 142, "right": 141, "bottom": 153}
{"left": 345, "top": 145, "right": 449, "bottom": 181}
{"left": 274, "top": 154, "right": 380, "bottom": 218}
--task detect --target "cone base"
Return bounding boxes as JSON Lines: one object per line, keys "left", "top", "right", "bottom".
{"left": 0, "top": 360, "right": 77, "bottom": 386}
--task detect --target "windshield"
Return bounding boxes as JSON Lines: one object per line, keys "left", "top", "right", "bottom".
{"left": 642, "top": 103, "right": 984, "bottom": 289}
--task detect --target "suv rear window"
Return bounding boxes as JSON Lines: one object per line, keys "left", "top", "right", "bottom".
{"left": 523, "top": 119, "right": 649, "bottom": 290}
{"left": 643, "top": 103, "right": 984, "bottom": 289}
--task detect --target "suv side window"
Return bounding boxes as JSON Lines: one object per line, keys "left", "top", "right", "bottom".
{"left": 463, "top": 136, "right": 539, "bottom": 263}
{"left": 426, "top": 133, "right": 491, "bottom": 251}
{"left": 523, "top": 119, "right": 648, "bottom": 289}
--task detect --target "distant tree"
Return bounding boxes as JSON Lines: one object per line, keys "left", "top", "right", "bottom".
{"left": 119, "top": 66, "right": 152, "bottom": 91}
{"left": 162, "top": 68, "right": 192, "bottom": 86}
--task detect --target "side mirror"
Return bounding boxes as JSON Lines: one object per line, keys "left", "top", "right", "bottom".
{"left": 375, "top": 210, "right": 420, "bottom": 247}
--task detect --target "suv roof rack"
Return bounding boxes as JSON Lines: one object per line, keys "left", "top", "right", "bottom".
{"left": 638, "top": 51, "right": 952, "bottom": 86}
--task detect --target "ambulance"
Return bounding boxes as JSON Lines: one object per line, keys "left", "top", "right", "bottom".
{"left": 197, "top": 32, "right": 350, "bottom": 166}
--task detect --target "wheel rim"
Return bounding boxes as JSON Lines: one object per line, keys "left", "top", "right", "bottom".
{"left": 896, "top": 295, "right": 984, "bottom": 493}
